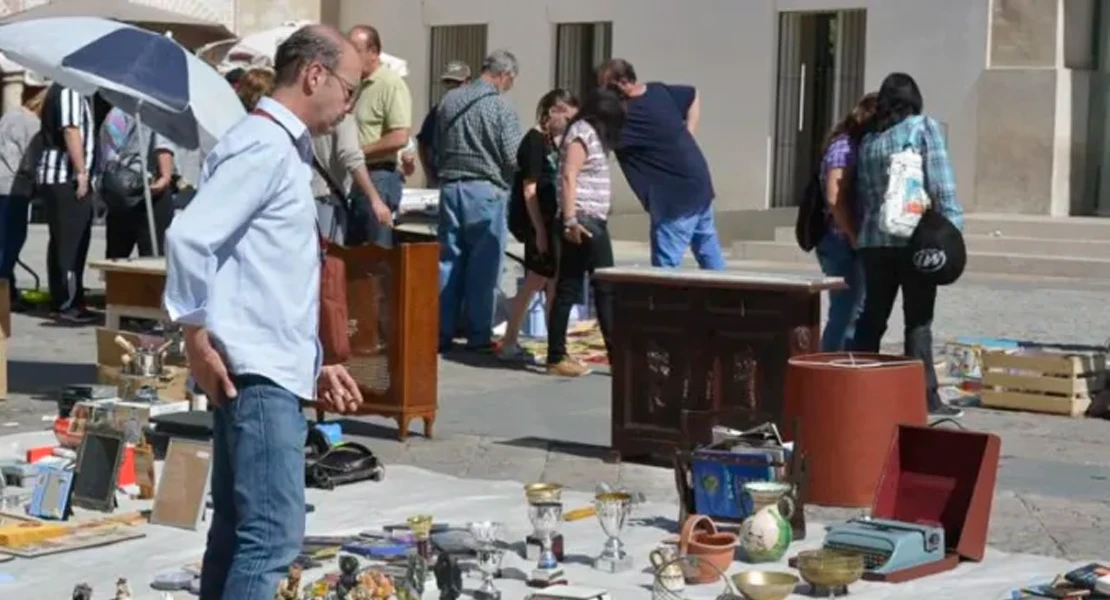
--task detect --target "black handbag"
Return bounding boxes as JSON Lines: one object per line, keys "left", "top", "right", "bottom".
{"left": 305, "top": 441, "right": 385, "bottom": 490}
{"left": 100, "top": 153, "right": 146, "bottom": 211}
{"left": 794, "top": 171, "right": 826, "bottom": 252}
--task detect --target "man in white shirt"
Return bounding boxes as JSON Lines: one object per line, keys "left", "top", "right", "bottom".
{"left": 163, "top": 25, "right": 364, "bottom": 600}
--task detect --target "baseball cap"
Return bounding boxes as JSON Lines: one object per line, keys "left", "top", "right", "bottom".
{"left": 907, "top": 210, "right": 966, "bottom": 286}
{"left": 440, "top": 61, "right": 471, "bottom": 82}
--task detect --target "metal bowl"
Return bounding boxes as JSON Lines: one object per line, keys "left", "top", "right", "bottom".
{"left": 796, "top": 549, "right": 865, "bottom": 588}
{"left": 524, "top": 482, "right": 564, "bottom": 504}
{"left": 730, "top": 571, "right": 799, "bottom": 600}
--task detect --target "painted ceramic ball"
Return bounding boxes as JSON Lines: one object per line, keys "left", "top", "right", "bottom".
{"left": 737, "top": 506, "right": 792, "bottom": 563}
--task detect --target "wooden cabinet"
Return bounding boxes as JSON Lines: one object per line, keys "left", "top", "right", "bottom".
{"left": 315, "top": 241, "right": 440, "bottom": 440}
{"left": 593, "top": 267, "right": 844, "bottom": 459}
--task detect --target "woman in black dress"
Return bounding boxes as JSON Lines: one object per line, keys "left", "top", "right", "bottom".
{"left": 499, "top": 89, "right": 579, "bottom": 361}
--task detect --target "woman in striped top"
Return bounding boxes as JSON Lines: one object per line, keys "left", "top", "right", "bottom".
{"left": 546, "top": 86, "right": 625, "bottom": 377}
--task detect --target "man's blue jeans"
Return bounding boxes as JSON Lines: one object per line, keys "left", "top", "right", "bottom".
{"left": 816, "top": 233, "right": 865, "bottom": 352}
{"left": 0, "top": 195, "right": 30, "bottom": 302}
{"left": 348, "top": 168, "right": 403, "bottom": 248}
{"left": 437, "top": 180, "right": 507, "bottom": 350}
{"left": 200, "top": 374, "right": 307, "bottom": 600}
{"left": 649, "top": 204, "right": 726, "bottom": 270}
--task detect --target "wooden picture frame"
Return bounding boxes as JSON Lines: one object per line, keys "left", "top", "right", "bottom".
{"left": 151, "top": 438, "right": 213, "bottom": 530}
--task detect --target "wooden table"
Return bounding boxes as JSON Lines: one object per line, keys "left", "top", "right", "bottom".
{"left": 88, "top": 258, "right": 167, "bottom": 330}
{"left": 592, "top": 267, "right": 845, "bottom": 459}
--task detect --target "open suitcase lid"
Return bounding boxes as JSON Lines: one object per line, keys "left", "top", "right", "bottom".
{"left": 870, "top": 424, "right": 1001, "bottom": 562}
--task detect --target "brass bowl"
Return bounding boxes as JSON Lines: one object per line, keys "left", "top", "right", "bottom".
{"left": 524, "top": 482, "right": 563, "bottom": 504}
{"left": 796, "top": 549, "right": 865, "bottom": 588}
{"left": 730, "top": 571, "right": 799, "bottom": 600}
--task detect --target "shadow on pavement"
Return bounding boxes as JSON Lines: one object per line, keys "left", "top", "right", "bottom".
{"left": 440, "top": 349, "right": 538, "bottom": 372}
{"left": 8, "top": 360, "right": 97, "bottom": 398}
{"left": 330, "top": 417, "right": 411, "bottom": 442}
{"left": 497, "top": 436, "right": 618, "bottom": 461}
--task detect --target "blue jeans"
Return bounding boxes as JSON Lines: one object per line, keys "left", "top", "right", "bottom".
{"left": 0, "top": 195, "right": 30, "bottom": 302}
{"left": 200, "top": 374, "right": 307, "bottom": 600}
{"left": 438, "top": 180, "right": 507, "bottom": 350}
{"left": 816, "top": 234, "right": 865, "bottom": 352}
{"left": 348, "top": 168, "right": 403, "bottom": 248}
{"left": 649, "top": 204, "right": 726, "bottom": 269}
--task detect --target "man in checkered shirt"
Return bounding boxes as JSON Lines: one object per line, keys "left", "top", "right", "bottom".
{"left": 434, "top": 49, "right": 522, "bottom": 353}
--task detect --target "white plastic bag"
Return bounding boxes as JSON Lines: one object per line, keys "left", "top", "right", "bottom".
{"left": 880, "top": 126, "right": 931, "bottom": 238}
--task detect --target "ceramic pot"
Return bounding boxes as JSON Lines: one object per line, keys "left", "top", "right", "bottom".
{"left": 678, "top": 514, "right": 738, "bottom": 584}
{"left": 742, "top": 481, "right": 796, "bottom": 520}
{"left": 738, "top": 505, "right": 792, "bottom": 563}
{"left": 649, "top": 543, "right": 685, "bottom": 599}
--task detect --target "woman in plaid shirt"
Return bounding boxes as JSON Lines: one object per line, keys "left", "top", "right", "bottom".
{"left": 852, "top": 73, "right": 965, "bottom": 418}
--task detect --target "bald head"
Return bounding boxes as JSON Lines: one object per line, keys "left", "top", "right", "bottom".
{"left": 271, "top": 24, "right": 362, "bottom": 135}
{"left": 348, "top": 25, "right": 381, "bottom": 54}
{"left": 274, "top": 24, "right": 354, "bottom": 88}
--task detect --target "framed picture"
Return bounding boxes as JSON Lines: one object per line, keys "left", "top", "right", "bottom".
{"left": 151, "top": 438, "right": 213, "bottom": 530}
{"left": 72, "top": 425, "right": 126, "bottom": 512}
{"left": 28, "top": 465, "right": 75, "bottom": 520}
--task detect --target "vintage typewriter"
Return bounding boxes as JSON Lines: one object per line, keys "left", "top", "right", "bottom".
{"left": 823, "top": 516, "right": 945, "bottom": 575}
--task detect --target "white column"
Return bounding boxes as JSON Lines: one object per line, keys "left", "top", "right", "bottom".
{"left": 1, "top": 70, "right": 24, "bottom": 116}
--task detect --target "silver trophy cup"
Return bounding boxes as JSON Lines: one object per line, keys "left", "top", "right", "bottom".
{"left": 593, "top": 491, "right": 634, "bottom": 572}
{"left": 475, "top": 547, "right": 506, "bottom": 600}
{"left": 527, "top": 501, "right": 564, "bottom": 585}
{"left": 468, "top": 521, "right": 504, "bottom": 600}
{"left": 468, "top": 521, "right": 503, "bottom": 548}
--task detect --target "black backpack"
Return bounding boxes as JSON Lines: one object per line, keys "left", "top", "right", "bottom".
{"left": 794, "top": 172, "right": 826, "bottom": 252}
{"left": 508, "top": 189, "right": 530, "bottom": 243}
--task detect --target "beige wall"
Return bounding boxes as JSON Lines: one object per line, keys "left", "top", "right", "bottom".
{"left": 337, "top": 0, "right": 1100, "bottom": 233}
{"left": 338, "top": 0, "right": 989, "bottom": 237}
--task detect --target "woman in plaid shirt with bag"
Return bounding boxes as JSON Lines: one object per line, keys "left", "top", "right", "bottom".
{"left": 851, "top": 72, "right": 965, "bottom": 418}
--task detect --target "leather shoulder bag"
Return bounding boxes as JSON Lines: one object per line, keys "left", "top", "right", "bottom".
{"left": 251, "top": 108, "right": 351, "bottom": 365}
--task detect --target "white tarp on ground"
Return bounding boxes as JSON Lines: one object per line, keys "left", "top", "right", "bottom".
{"left": 0, "top": 431, "right": 1081, "bottom": 599}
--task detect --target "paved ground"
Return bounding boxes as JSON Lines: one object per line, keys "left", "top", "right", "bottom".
{"left": 3, "top": 225, "right": 1110, "bottom": 561}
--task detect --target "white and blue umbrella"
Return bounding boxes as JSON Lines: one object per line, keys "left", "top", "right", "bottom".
{"left": 0, "top": 16, "right": 246, "bottom": 255}
{"left": 0, "top": 16, "right": 244, "bottom": 153}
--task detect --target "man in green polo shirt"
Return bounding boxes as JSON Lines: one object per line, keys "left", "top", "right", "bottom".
{"left": 348, "top": 24, "right": 412, "bottom": 247}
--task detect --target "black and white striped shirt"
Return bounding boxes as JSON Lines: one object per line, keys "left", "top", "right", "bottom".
{"left": 37, "top": 85, "right": 94, "bottom": 185}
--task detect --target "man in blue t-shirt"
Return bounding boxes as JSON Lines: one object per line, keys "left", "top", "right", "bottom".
{"left": 598, "top": 58, "right": 725, "bottom": 270}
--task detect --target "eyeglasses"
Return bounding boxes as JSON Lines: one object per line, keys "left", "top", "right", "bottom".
{"left": 320, "top": 64, "right": 358, "bottom": 103}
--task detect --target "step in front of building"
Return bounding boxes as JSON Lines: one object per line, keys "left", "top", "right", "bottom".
{"left": 734, "top": 239, "right": 1110, "bottom": 280}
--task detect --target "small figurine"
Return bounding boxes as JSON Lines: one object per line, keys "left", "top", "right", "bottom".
{"left": 72, "top": 583, "right": 93, "bottom": 600}
{"left": 433, "top": 553, "right": 463, "bottom": 600}
{"left": 405, "top": 552, "right": 427, "bottom": 596}
{"left": 302, "top": 579, "right": 329, "bottom": 600}
{"left": 336, "top": 554, "right": 361, "bottom": 600}
{"left": 355, "top": 570, "right": 395, "bottom": 600}
{"left": 114, "top": 578, "right": 132, "bottom": 600}
{"left": 274, "top": 564, "right": 303, "bottom": 600}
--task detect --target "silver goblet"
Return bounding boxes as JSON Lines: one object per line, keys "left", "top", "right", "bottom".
{"left": 526, "top": 501, "right": 564, "bottom": 587}
{"left": 475, "top": 547, "right": 506, "bottom": 600}
{"left": 467, "top": 521, "right": 503, "bottom": 549}
{"left": 593, "top": 491, "right": 633, "bottom": 572}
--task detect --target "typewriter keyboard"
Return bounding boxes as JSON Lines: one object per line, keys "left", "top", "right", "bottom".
{"left": 826, "top": 543, "right": 891, "bottom": 569}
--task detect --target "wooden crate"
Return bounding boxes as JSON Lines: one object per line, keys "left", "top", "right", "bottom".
{"left": 980, "top": 350, "right": 1106, "bottom": 416}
